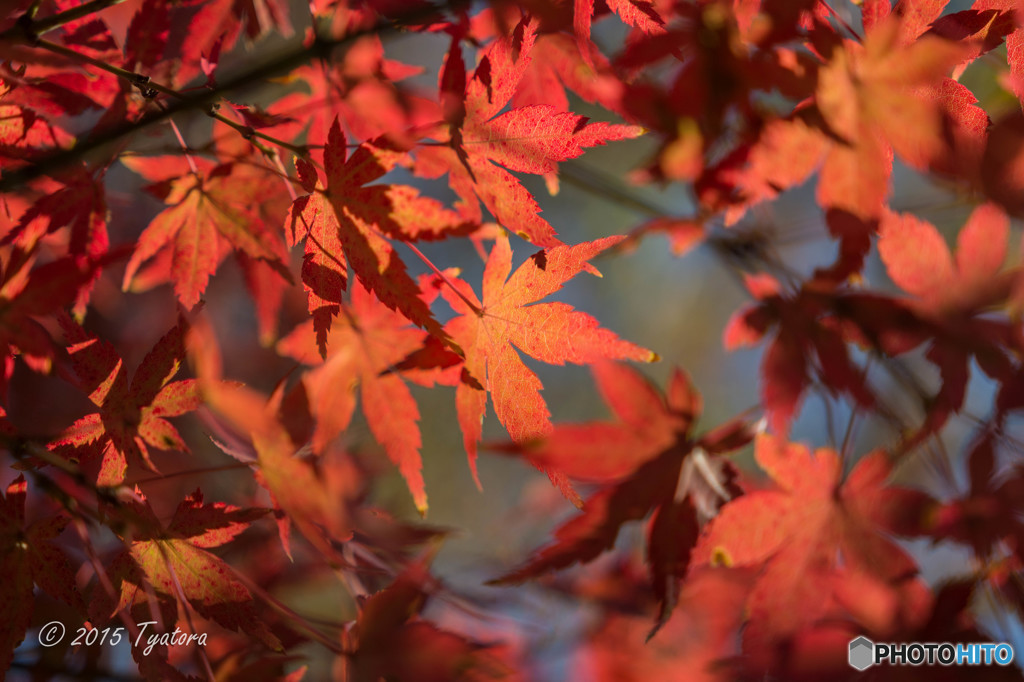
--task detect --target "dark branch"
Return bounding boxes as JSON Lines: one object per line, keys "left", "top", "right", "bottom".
{"left": 0, "top": 1, "right": 469, "bottom": 192}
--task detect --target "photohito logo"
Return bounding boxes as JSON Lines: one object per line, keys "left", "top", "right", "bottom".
{"left": 848, "top": 637, "right": 1015, "bottom": 670}
{"left": 849, "top": 636, "right": 874, "bottom": 671}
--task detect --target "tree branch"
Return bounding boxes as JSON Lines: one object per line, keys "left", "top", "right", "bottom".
{"left": 1, "top": 0, "right": 130, "bottom": 42}
{"left": 0, "top": 0, "right": 470, "bottom": 192}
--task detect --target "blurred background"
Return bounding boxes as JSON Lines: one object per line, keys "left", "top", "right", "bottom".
{"left": 8, "top": 0, "right": 1024, "bottom": 679}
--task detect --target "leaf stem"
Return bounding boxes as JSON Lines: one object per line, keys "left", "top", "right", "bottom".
{"left": 166, "top": 115, "right": 200, "bottom": 175}
{"left": 404, "top": 241, "right": 482, "bottom": 316}
{"left": 817, "top": 0, "right": 863, "bottom": 42}
{"left": 210, "top": 111, "right": 309, "bottom": 157}
{"left": 70, "top": 516, "right": 145, "bottom": 647}
{"left": 154, "top": 542, "right": 217, "bottom": 681}
{"left": 225, "top": 565, "right": 345, "bottom": 653}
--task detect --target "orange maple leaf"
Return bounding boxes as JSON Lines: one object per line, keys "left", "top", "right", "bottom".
{"left": 416, "top": 17, "right": 643, "bottom": 246}
{"left": 89, "top": 487, "right": 279, "bottom": 652}
{"left": 277, "top": 280, "right": 432, "bottom": 512}
{"left": 878, "top": 203, "right": 1013, "bottom": 314}
{"left": 441, "top": 231, "right": 657, "bottom": 483}
{"left": 692, "top": 434, "right": 935, "bottom": 655}
{"left": 121, "top": 156, "right": 290, "bottom": 309}
{"left": 186, "top": 314, "right": 357, "bottom": 560}
{"left": 50, "top": 316, "right": 201, "bottom": 485}
{"left": 286, "top": 120, "right": 471, "bottom": 351}
{"left": 816, "top": 14, "right": 971, "bottom": 217}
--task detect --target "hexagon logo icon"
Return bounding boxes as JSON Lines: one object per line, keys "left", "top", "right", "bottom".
{"left": 849, "top": 636, "right": 874, "bottom": 671}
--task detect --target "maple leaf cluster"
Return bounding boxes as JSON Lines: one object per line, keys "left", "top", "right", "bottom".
{"left": 1, "top": 0, "right": 1024, "bottom": 680}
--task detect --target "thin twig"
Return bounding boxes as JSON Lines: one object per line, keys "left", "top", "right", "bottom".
{"left": 1, "top": 0, "right": 130, "bottom": 40}
{"left": 0, "top": 0, "right": 472, "bottom": 192}
{"left": 211, "top": 111, "right": 310, "bottom": 157}
{"left": 128, "top": 462, "right": 251, "bottom": 486}
{"left": 36, "top": 38, "right": 184, "bottom": 100}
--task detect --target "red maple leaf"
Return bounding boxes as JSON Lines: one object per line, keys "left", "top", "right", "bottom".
{"left": 264, "top": 39, "right": 438, "bottom": 150}
{"left": 0, "top": 249, "right": 99, "bottom": 397}
{"left": 2, "top": 166, "right": 108, "bottom": 312}
{"left": 491, "top": 361, "right": 756, "bottom": 632}
{"left": 277, "top": 279, "right": 434, "bottom": 513}
{"left": 50, "top": 316, "right": 201, "bottom": 485}
{"left": 929, "top": 433, "right": 1024, "bottom": 560}
{"left": 0, "top": 63, "right": 106, "bottom": 116}
{"left": 0, "top": 104, "right": 74, "bottom": 169}
{"left": 468, "top": 8, "right": 620, "bottom": 112}
{"left": 4, "top": 166, "right": 107, "bottom": 258}
{"left": 879, "top": 203, "right": 1013, "bottom": 314}
{"left": 0, "top": 475, "right": 84, "bottom": 672}
{"left": 815, "top": 13, "right": 971, "bottom": 218}
{"left": 723, "top": 273, "right": 875, "bottom": 435}
{"left": 574, "top": 0, "right": 666, "bottom": 64}
{"left": 285, "top": 120, "right": 471, "bottom": 348}
{"left": 121, "top": 155, "right": 290, "bottom": 309}
{"left": 574, "top": 565, "right": 755, "bottom": 682}
{"left": 699, "top": 8, "right": 984, "bottom": 227}
{"left": 932, "top": 1, "right": 1020, "bottom": 92}
{"left": 876, "top": 204, "right": 1018, "bottom": 441}
{"left": 342, "top": 559, "right": 521, "bottom": 682}
{"left": 692, "top": 434, "right": 935, "bottom": 661}
{"left": 415, "top": 17, "right": 643, "bottom": 246}
{"left": 118, "top": 0, "right": 291, "bottom": 91}
{"left": 88, "top": 487, "right": 279, "bottom": 653}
